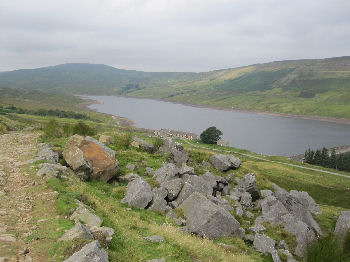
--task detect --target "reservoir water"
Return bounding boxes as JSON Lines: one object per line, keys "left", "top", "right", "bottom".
{"left": 83, "top": 95, "right": 350, "bottom": 156}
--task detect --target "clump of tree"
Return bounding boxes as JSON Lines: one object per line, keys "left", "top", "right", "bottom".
{"left": 0, "top": 105, "right": 91, "bottom": 120}
{"left": 304, "top": 147, "right": 350, "bottom": 172}
{"left": 200, "top": 126, "right": 223, "bottom": 144}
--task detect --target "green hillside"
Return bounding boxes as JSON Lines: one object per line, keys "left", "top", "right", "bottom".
{"left": 1, "top": 57, "right": 350, "bottom": 119}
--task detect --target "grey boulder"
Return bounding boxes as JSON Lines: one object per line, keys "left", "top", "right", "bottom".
{"left": 133, "top": 137, "right": 154, "bottom": 153}
{"left": 37, "top": 143, "right": 59, "bottom": 164}
{"left": 70, "top": 201, "right": 103, "bottom": 227}
{"left": 153, "top": 163, "right": 179, "bottom": 183}
{"left": 161, "top": 178, "right": 183, "bottom": 201}
{"left": 290, "top": 190, "right": 322, "bottom": 215}
{"left": 118, "top": 173, "right": 141, "bottom": 183}
{"left": 209, "top": 154, "right": 241, "bottom": 172}
{"left": 148, "top": 187, "right": 169, "bottom": 212}
{"left": 237, "top": 173, "right": 260, "bottom": 201}
{"left": 63, "top": 240, "right": 108, "bottom": 262}
{"left": 253, "top": 234, "right": 281, "bottom": 262}
{"left": 334, "top": 210, "right": 350, "bottom": 244}
{"left": 121, "top": 178, "right": 153, "bottom": 209}
{"left": 170, "top": 144, "right": 189, "bottom": 166}
{"left": 36, "top": 163, "right": 69, "bottom": 179}
{"left": 178, "top": 192, "right": 242, "bottom": 238}
{"left": 59, "top": 222, "right": 93, "bottom": 241}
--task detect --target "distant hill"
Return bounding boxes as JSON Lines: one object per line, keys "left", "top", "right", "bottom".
{"left": 1, "top": 57, "right": 350, "bottom": 119}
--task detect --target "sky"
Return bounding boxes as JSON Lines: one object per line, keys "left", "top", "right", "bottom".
{"left": 0, "top": 0, "right": 349, "bottom": 72}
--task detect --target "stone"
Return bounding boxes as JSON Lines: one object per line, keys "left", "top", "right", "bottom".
{"left": 261, "top": 189, "right": 273, "bottom": 198}
{"left": 148, "top": 187, "right": 169, "bottom": 212}
{"left": 59, "top": 222, "right": 93, "bottom": 241}
{"left": 278, "top": 249, "right": 297, "bottom": 262}
{"left": 133, "top": 137, "right": 154, "bottom": 153}
{"left": 222, "top": 185, "right": 231, "bottom": 196}
{"left": 121, "top": 178, "right": 153, "bottom": 209}
{"left": 218, "top": 243, "right": 236, "bottom": 250}
{"left": 253, "top": 234, "right": 281, "bottom": 262}
{"left": 249, "top": 224, "right": 266, "bottom": 234}
{"left": 237, "top": 173, "right": 260, "bottom": 201}
{"left": 36, "top": 163, "right": 69, "bottom": 179}
{"left": 236, "top": 203, "right": 244, "bottom": 217}
{"left": 153, "top": 163, "right": 179, "bottom": 183}
{"left": 334, "top": 210, "right": 350, "bottom": 244}
{"left": 246, "top": 211, "right": 254, "bottom": 219}
{"left": 37, "top": 143, "right": 59, "bottom": 164}
{"left": 202, "top": 161, "right": 211, "bottom": 168}
{"left": 170, "top": 144, "right": 189, "bottom": 167}
{"left": 161, "top": 178, "right": 183, "bottom": 201}
{"left": 179, "top": 164, "right": 195, "bottom": 176}
{"left": 118, "top": 173, "right": 141, "bottom": 183}
{"left": 290, "top": 190, "right": 322, "bottom": 215}
{"left": 240, "top": 192, "right": 253, "bottom": 207}
{"left": 260, "top": 195, "right": 289, "bottom": 225}
{"left": 166, "top": 210, "right": 185, "bottom": 226}
{"left": 63, "top": 240, "right": 108, "bottom": 262}
{"left": 278, "top": 240, "right": 289, "bottom": 250}
{"left": 0, "top": 234, "right": 16, "bottom": 242}
{"left": 147, "top": 259, "right": 165, "bottom": 262}
{"left": 88, "top": 226, "right": 115, "bottom": 243}
{"left": 70, "top": 202, "right": 103, "bottom": 227}
{"left": 99, "top": 135, "right": 114, "bottom": 145}
{"left": 209, "top": 154, "right": 241, "bottom": 172}
{"left": 126, "top": 163, "right": 136, "bottom": 171}
{"left": 178, "top": 192, "right": 242, "bottom": 238}
{"left": 144, "top": 235, "right": 165, "bottom": 242}
{"left": 244, "top": 234, "right": 255, "bottom": 243}
{"left": 183, "top": 174, "right": 216, "bottom": 196}
{"left": 63, "top": 135, "right": 119, "bottom": 181}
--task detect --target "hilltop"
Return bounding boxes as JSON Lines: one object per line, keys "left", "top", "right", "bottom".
{"left": 1, "top": 56, "right": 350, "bottom": 119}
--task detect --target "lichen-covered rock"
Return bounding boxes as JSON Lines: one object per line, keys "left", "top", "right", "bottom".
{"left": 133, "top": 137, "right": 154, "bottom": 153}
{"left": 88, "top": 226, "right": 115, "bottom": 244}
{"left": 70, "top": 201, "right": 103, "bottom": 227}
{"left": 63, "top": 240, "right": 108, "bottom": 262}
{"left": 99, "top": 134, "right": 114, "bottom": 145}
{"left": 178, "top": 192, "right": 242, "bottom": 238}
{"left": 121, "top": 178, "right": 153, "bottom": 209}
{"left": 63, "top": 135, "right": 119, "bottom": 181}
{"left": 209, "top": 154, "right": 241, "bottom": 172}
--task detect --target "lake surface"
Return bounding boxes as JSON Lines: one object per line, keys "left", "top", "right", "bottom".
{"left": 83, "top": 95, "right": 350, "bottom": 156}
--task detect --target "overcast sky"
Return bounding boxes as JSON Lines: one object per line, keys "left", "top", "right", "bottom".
{"left": 0, "top": 0, "right": 349, "bottom": 72}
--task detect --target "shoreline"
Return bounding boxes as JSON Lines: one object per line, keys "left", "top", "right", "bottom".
{"left": 78, "top": 94, "right": 350, "bottom": 126}
{"left": 118, "top": 95, "right": 350, "bottom": 125}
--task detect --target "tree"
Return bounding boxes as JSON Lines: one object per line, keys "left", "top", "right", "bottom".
{"left": 200, "top": 126, "right": 223, "bottom": 144}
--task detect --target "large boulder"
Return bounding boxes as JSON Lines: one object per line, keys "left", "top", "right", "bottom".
{"left": 121, "top": 178, "right": 153, "bottom": 209}
{"left": 70, "top": 201, "right": 103, "bottom": 227}
{"left": 153, "top": 163, "right": 179, "bottom": 184}
{"left": 334, "top": 210, "right": 350, "bottom": 244}
{"left": 290, "top": 190, "right": 322, "bottom": 215}
{"left": 37, "top": 143, "right": 59, "bottom": 164}
{"left": 148, "top": 187, "right": 169, "bottom": 212}
{"left": 178, "top": 192, "right": 242, "bottom": 238}
{"left": 63, "top": 240, "right": 108, "bottom": 262}
{"left": 170, "top": 144, "right": 189, "bottom": 166}
{"left": 161, "top": 178, "right": 184, "bottom": 201}
{"left": 209, "top": 154, "right": 241, "bottom": 172}
{"left": 253, "top": 234, "right": 281, "bottom": 262}
{"left": 63, "top": 135, "right": 119, "bottom": 181}
{"left": 237, "top": 173, "right": 260, "bottom": 201}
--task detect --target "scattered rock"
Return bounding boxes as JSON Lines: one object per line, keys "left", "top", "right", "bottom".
{"left": 218, "top": 243, "right": 235, "bottom": 250}
{"left": 170, "top": 144, "right": 189, "bottom": 167}
{"left": 246, "top": 211, "right": 254, "bottom": 219}
{"left": 209, "top": 154, "right": 241, "bottom": 172}
{"left": 236, "top": 203, "right": 244, "bottom": 217}
{"left": 36, "top": 163, "right": 69, "bottom": 179}
{"left": 253, "top": 234, "right": 281, "bottom": 262}
{"left": 147, "top": 259, "right": 165, "bottom": 262}
{"left": 179, "top": 164, "right": 195, "bottom": 176}
{"left": 249, "top": 224, "right": 266, "bottom": 234}
{"left": 88, "top": 226, "right": 115, "bottom": 243}
{"left": 70, "top": 201, "right": 103, "bottom": 227}
{"left": 133, "top": 137, "right": 154, "bottom": 153}
{"left": 148, "top": 187, "right": 169, "bottom": 212}
{"left": 63, "top": 135, "right": 119, "bottom": 181}
{"left": 261, "top": 189, "right": 273, "bottom": 198}
{"left": 121, "top": 178, "right": 153, "bottom": 209}
{"left": 37, "top": 143, "right": 59, "bottom": 164}
{"left": 63, "top": 240, "right": 108, "bottom": 262}
{"left": 153, "top": 163, "right": 179, "bottom": 184}
{"left": 240, "top": 192, "right": 253, "bottom": 207}
{"left": 290, "top": 190, "right": 322, "bottom": 215}
{"left": 166, "top": 210, "right": 185, "bottom": 226}
{"left": 202, "top": 160, "right": 211, "bottom": 168}
{"left": 0, "top": 234, "right": 16, "bottom": 242}
{"left": 237, "top": 173, "right": 260, "bottom": 201}
{"left": 161, "top": 178, "right": 183, "bottom": 201}
{"left": 278, "top": 249, "right": 297, "bottom": 262}
{"left": 144, "top": 235, "right": 165, "bottom": 242}
{"left": 145, "top": 167, "right": 154, "bottom": 176}
{"left": 178, "top": 192, "right": 242, "bottom": 238}
{"left": 59, "top": 222, "right": 93, "bottom": 241}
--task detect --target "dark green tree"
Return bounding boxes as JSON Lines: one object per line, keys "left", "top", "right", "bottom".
{"left": 200, "top": 126, "right": 223, "bottom": 144}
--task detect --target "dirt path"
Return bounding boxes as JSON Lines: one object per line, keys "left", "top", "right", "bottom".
{"left": 0, "top": 132, "right": 57, "bottom": 261}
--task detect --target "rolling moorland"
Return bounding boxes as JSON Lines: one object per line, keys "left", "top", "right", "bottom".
{"left": 1, "top": 56, "right": 350, "bottom": 119}
{"left": 0, "top": 87, "right": 350, "bottom": 262}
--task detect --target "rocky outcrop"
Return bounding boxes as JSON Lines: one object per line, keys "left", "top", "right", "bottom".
{"left": 209, "top": 154, "right": 241, "bottom": 172}
{"left": 63, "top": 135, "right": 119, "bottom": 181}
{"left": 121, "top": 178, "right": 153, "bottom": 209}
{"left": 178, "top": 192, "right": 242, "bottom": 238}
{"left": 334, "top": 210, "right": 350, "bottom": 244}
{"left": 63, "top": 240, "right": 108, "bottom": 262}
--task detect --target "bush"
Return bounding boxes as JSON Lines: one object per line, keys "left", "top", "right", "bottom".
{"left": 72, "top": 121, "right": 95, "bottom": 136}
{"left": 152, "top": 137, "right": 164, "bottom": 152}
{"left": 307, "top": 234, "right": 343, "bottom": 262}
{"left": 44, "top": 119, "right": 62, "bottom": 138}
{"left": 115, "top": 132, "right": 133, "bottom": 150}
{"left": 200, "top": 126, "right": 223, "bottom": 144}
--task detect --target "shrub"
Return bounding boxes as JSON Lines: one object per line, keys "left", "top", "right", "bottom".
{"left": 115, "top": 132, "right": 133, "bottom": 150}
{"left": 72, "top": 121, "right": 95, "bottom": 136}
{"left": 200, "top": 126, "right": 223, "bottom": 144}
{"left": 307, "top": 234, "right": 343, "bottom": 262}
{"left": 152, "top": 137, "right": 164, "bottom": 152}
{"left": 62, "top": 123, "right": 72, "bottom": 137}
{"left": 44, "top": 119, "right": 62, "bottom": 138}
